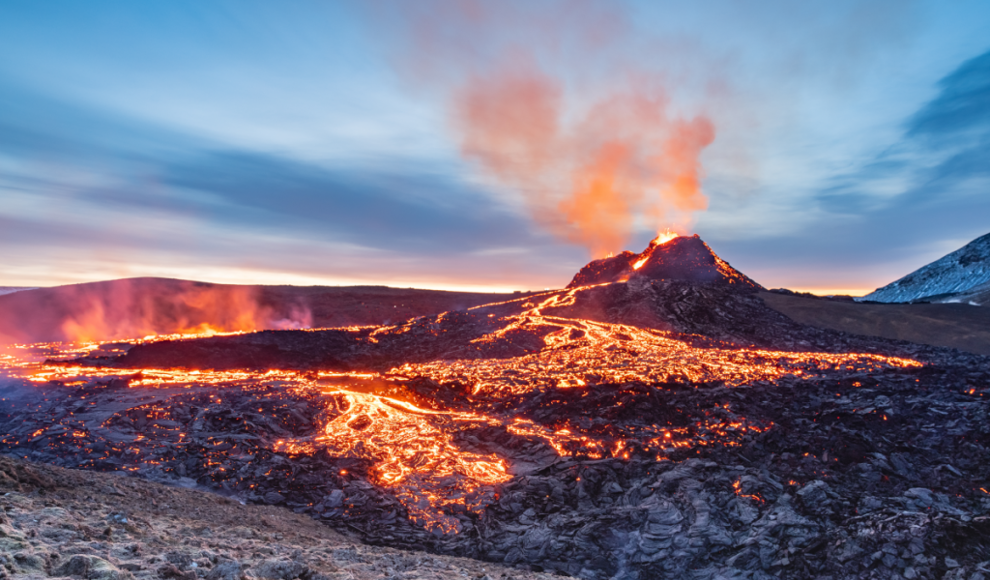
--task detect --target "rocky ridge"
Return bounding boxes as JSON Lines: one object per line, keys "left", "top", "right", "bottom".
{"left": 864, "top": 231, "right": 990, "bottom": 304}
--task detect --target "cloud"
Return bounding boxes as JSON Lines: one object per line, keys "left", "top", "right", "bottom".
{"left": 906, "top": 50, "right": 990, "bottom": 140}
{"left": 712, "top": 47, "right": 990, "bottom": 290}
{"left": 834, "top": 48, "right": 990, "bottom": 230}
{"left": 158, "top": 151, "right": 538, "bottom": 254}
{"left": 0, "top": 78, "right": 592, "bottom": 289}
{"left": 0, "top": 78, "right": 547, "bottom": 252}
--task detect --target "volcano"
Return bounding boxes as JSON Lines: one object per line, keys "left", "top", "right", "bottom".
{"left": 73, "top": 236, "right": 863, "bottom": 372}
{"left": 568, "top": 233, "right": 762, "bottom": 290}
{"left": 2, "top": 235, "right": 989, "bottom": 580}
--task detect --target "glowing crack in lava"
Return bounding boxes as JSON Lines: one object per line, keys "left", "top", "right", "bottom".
{"left": 633, "top": 230, "right": 679, "bottom": 270}
{"left": 273, "top": 388, "right": 510, "bottom": 533}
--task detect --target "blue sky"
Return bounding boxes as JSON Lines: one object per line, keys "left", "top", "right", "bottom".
{"left": 1, "top": 0, "right": 988, "bottom": 294}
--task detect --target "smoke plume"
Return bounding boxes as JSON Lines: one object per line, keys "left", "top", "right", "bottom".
{"left": 378, "top": 0, "right": 716, "bottom": 257}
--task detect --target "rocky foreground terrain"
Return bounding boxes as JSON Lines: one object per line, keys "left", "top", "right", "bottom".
{"left": 0, "top": 454, "right": 554, "bottom": 580}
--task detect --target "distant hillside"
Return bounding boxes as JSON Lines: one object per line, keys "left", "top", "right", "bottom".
{"left": 863, "top": 232, "right": 990, "bottom": 305}
{"left": 0, "top": 286, "right": 36, "bottom": 296}
{"left": 761, "top": 291, "right": 990, "bottom": 355}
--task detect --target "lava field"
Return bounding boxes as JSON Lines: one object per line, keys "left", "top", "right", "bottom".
{"left": 1, "top": 236, "right": 989, "bottom": 580}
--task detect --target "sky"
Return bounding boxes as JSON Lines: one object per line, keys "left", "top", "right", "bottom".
{"left": 1, "top": 0, "right": 988, "bottom": 295}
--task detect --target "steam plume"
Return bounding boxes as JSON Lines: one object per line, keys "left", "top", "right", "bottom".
{"left": 380, "top": 0, "right": 716, "bottom": 256}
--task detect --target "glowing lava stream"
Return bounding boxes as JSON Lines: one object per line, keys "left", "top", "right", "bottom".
{"left": 272, "top": 385, "right": 511, "bottom": 533}
{"left": 278, "top": 386, "right": 509, "bottom": 487}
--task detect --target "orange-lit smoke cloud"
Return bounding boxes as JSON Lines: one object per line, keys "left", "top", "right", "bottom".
{"left": 0, "top": 278, "right": 311, "bottom": 344}
{"left": 386, "top": 0, "right": 716, "bottom": 257}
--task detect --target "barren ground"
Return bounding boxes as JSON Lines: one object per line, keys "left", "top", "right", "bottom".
{"left": 0, "top": 454, "right": 555, "bottom": 580}
{"left": 759, "top": 291, "right": 990, "bottom": 355}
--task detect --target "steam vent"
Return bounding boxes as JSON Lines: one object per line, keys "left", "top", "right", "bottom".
{"left": 568, "top": 233, "right": 764, "bottom": 289}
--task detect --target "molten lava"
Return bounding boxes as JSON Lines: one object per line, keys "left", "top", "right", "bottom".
{"left": 0, "top": 282, "right": 923, "bottom": 533}
{"left": 0, "top": 235, "right": 932, "bottom": 537}
{"left": 633, "top": 230, "right": 679, "bottom": 270}
{"left": 651, "top": 229, "right": 679, "bottom": 246}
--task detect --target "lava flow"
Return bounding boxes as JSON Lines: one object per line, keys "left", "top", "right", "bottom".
{"left": 0, "top": 281, "right": 922, "bottom": 533}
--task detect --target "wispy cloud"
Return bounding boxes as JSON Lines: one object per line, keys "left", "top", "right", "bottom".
{"left": 907, "top": 51, "right": 990, "bottom": 140}
{"left": 0, "top": 81, "right": 583, "bottom": 289}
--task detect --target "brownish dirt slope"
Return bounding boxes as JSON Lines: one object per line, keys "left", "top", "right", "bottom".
{"left": 759, "top": 291, "right": 990, "bottom": 355}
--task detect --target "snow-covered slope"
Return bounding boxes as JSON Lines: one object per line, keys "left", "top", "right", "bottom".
{"left": 863, "top": 232, "right": 990, "bottom": 304}
{"left": 0, "top": 287, "right": 35, "bottom": 296}
{"left": 946, "top": 278, "right": 990, "bottom": 306}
